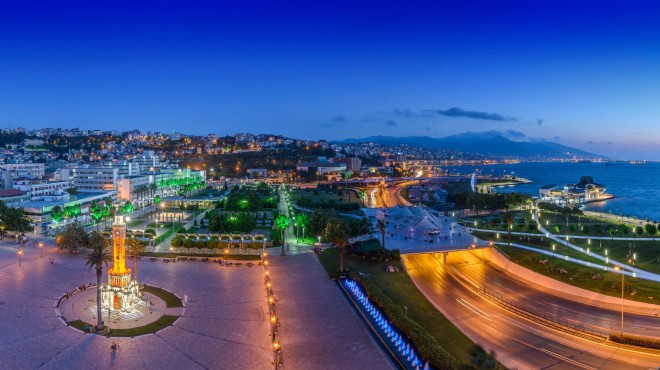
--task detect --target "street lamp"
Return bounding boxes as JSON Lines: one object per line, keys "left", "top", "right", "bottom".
{"left": 552, "top": 244, "right": 555, "bottom": 256}
{"left": 18, "top": 248, "right": 23, "bottom": 266}
{"left": 613, "top": 265, "right": 625, "bottom": 335}
{"left": 39, "top": 242, "right": 44, "bottom": 258}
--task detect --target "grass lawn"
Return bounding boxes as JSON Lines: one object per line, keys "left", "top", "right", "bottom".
{"left": 290, "top": 189, "right": 363, "bottom": 211}
{"left": 318, "top": 248, "right": 477, "bottom": 366}
{"left": 142, "top": 285, "right": 183, "bottom": 308}
{"left": 537, "top": 212, "right": 649, "bottom": 237}
{"left": 141, "top": 251, "right": 262, "bottom": 260}
{"left": 570, "top": 238, "right": 660, "bottom": 275}
{"left": 472, "top": 231, "right": 606, "bottom": 265}
{"left": 498, "top": 245, "right": 660, "bottom": 304}
{"left": 67, "top": 315, "right": 179, "bottom": 337}
{"left": 127, "top": 219, "right": 146, "bottom": 227}
{"left": 153, "top": 223, "right": 183, "bottom": 245}
{"left": 460, "top": 211, "right": 540, "bottom": 233}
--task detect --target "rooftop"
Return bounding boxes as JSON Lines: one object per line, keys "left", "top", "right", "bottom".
{"left": 0, "top": 189, "right": 27, "bottom": 197}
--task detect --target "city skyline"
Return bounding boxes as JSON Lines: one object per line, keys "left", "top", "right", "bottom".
{"left": 2, "top": 1, "right": 660, "bottom": 159}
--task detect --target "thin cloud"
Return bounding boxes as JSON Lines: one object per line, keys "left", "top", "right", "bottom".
{"left": 332, "top": 116, "right": 348, "bottom": 123}
{"left": 386, "top": 120, "right": 398, "bottom": 126}
{"left": 392, "top": 109, "right": 435, "bottom": 118}
{"left": 391, "top": 107, "right": 542, "bottom": 125}
{"left": 425, "top": 107, "right": 517, "bottom": 122}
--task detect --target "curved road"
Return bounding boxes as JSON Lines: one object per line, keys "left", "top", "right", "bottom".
{"left": 403, "top": 252, "right": 660, "bottom": 369}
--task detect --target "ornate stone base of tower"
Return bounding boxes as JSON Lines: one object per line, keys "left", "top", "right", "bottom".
{"left": 100, "top": 273, "right": 142, "bottom": 313}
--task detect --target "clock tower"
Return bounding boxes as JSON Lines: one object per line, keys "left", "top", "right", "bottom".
{"left": 101, "top": 215, "right": 142, "bottom": 313}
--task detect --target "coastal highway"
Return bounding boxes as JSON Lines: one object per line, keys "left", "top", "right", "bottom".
{"left": 370, "top": 181, "right": 416, "bottom": 208}
{"left": 445, "top": 250, "right": 660, "bottom": 338}
{"left": 403, "top": 252, "right": 660, "bottom": 370}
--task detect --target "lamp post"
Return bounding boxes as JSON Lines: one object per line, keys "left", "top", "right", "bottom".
{"left": 18, "top": 248, "right": 23, "bottom": 266}
{"left": 39, "top": 242, "right": 44, "bottom": 258}
{"left": 613, "top": 265, "right": 624, "bottom": 335}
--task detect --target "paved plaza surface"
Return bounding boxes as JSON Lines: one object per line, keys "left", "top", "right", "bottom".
{"left": 267, "top": 253, "right": 395, "bottom": 370}
{"left": 0, "top": 239, "right": 271, "bottom": 370}
{"left": 363, "top": 207, "right": 490, "bottom": 254}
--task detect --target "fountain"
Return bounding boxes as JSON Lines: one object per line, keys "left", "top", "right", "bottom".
{"left": 343, "top": 279, "right": 429, "bottom": 369}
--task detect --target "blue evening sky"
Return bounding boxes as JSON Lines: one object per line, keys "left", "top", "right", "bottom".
{"left": 1, "top": 1, "right": 660, "bottom": 159}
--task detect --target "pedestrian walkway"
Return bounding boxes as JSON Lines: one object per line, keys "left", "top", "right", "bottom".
{"left": 267, "top": 252, "right": 395, "bottom": 370}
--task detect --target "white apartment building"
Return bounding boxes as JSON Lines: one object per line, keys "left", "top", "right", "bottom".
{"left": 116, "top": 175, "right": 152, "bottom": 201}
{"left": 72, "top": 167, "right": 119, "bottom": 192}
{"left": 2, "top": 162, "right": 45, "bottom": 178}
{"left": 13, "top": 179, "right": 69, "bottom": 199}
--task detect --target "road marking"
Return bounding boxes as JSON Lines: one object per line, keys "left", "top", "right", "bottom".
{"left": 456, "top": 298, "right": 492, "bottom": 322}
{"left": 537, "top": 347, "right": 598, "bottom": 370}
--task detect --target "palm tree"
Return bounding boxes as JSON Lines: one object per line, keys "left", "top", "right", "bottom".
{"left": 126, "top": 238, "right": 144, "bottom": 281}
{"left": 275, "top": 215, "right": 290, "bottom": 256}
{"left": 84, "top": 232, "right": 111, "bottom": 331}
{"left": 376, "top": 218, "right": 386, "bottom": 250}
{"left": 324, "top": 219, "right": 349, "bottom": 272}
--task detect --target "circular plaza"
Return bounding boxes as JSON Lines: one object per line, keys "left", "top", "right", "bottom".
{"left": 0, "top": 239, "right": 272, "bottom": 370}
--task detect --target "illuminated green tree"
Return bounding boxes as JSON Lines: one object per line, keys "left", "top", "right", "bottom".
{"left": 120, "top": 201, "right": 133, "bottom": 215}
{"left": 295, "top": 213, "right": 309, "bottom": 242}
{"left": 51, "top": 205, "right": 64, "bottom": 224}
{"left": 275, "top": 215, "right": 290, "bottom": 256}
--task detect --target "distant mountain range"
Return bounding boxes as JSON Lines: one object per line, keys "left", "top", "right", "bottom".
{"left": 339, "top": 132, "right": 607, "bottom": 159}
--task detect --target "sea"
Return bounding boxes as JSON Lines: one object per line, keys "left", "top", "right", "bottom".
{"left": 451, "top": 161, "right": 660, "bottom": 222}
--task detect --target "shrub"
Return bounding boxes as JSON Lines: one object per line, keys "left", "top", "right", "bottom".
{"left": 353, "top": 275, "right": 459, "bottom": 369}
{"left": 183, "top": 239, "right": 194, "bottom": 248}
{"left": 144, "top": 228, "right": 156, "bottom": 235}
{"left": 390, "top": 249, "right": 401, "bottom": 260}
{"left": 609, "top": 333, "right": 660, "bottom": 349}
{"left": 171, "top": 236, "right": 184, "bottom": 248}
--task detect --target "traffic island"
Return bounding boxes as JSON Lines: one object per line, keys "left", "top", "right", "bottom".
{"left": 58, "top": 284, "right": 184, "bottom": 337}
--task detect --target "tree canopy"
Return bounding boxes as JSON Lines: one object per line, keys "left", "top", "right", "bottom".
{"left": 0, "top": 201, "right": 33, "bottom": 235}
{"left": 56, "top": 224, "right": 89, "bottom": 250}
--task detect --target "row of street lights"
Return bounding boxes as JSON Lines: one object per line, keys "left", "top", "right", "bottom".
{"left": 263, "top": 251, "right": 283, "bottom": 368}
{"left": 16, "top": 242, "right": 46, "bottom": 266}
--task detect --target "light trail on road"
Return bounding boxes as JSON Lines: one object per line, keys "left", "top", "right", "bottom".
{"left": 402, "top": 252, "right": 660, "bottom": 369}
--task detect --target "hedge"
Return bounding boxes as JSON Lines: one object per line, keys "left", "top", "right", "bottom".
{"left": 353, "top": 274, "right": 460, "bottom": 370}
{"left": 609, "top": 333, "right": 660, "bottom": 349}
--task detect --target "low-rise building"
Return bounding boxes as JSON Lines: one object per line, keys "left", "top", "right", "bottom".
{"left": 539, "top": 176, "right": 612, "bottom": 206}
{"left": 331, "top": 157, "right": 362, "bottom": 171}
{"left": 0, "top": 189, "right": 30, "bottom": 205}
{"left": 12, "top": 178, "right": 70, "bottom": 200}
{"left": 2, "top": 162, "right": 45, "bottom": 178}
